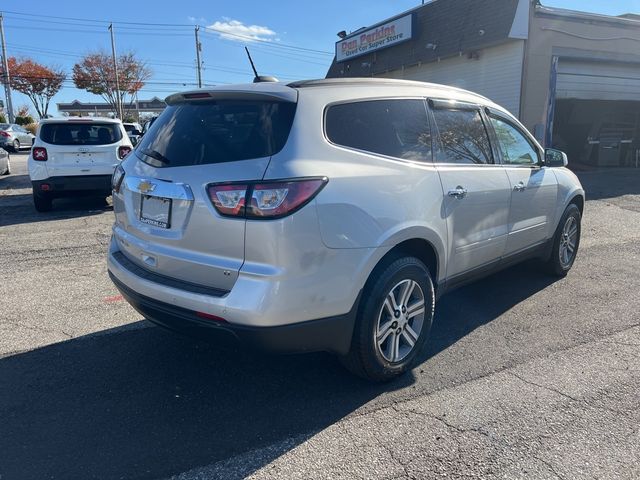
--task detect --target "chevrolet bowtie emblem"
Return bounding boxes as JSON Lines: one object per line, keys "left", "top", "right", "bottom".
{"left": 138, "top": 180, "right": 156, "bottom": 194}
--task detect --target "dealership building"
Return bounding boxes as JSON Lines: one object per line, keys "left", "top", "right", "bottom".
{"left": 327, "top": 0, "right": 640, "bottom": 167}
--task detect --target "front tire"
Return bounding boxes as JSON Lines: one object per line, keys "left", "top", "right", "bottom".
{"left": 545, "top": 204, "right": 581, "bottom": 276}
{"left": 33, "top": 192, "right": 53, "bottom": 212}
{"left": 341, "top": 256, "right": 435, "bottom": 382}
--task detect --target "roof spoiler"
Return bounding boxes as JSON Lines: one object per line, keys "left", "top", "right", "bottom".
{"left": 165, "top": 89, "right": 297, "bottom": 105}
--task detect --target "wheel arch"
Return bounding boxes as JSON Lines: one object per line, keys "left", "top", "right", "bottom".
{"left": 362, "top": 237, "right": 442, "bottom": 299}
{"left": 569, "top": 193, "right": 584, "bottom": 215}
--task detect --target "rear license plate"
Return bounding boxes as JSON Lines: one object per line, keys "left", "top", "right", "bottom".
{"left": 140, "top": 195, "right": 172, "bottom": 229}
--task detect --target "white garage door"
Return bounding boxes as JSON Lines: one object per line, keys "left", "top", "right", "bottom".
{"left": 557, "top": 60, "right": 640, "bottom": 101}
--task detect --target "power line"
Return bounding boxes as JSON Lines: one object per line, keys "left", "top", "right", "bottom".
{"left": 7, "top": 43, "right": 306, "bottom": 79}
{"left": 1, "top": 10, "right": 193, "bottom": 27}
{"left": 201, "top": 26, "right": 332, "bottom": 55}
{"left": 2, "top": 11, "right": 333, "bottom": 55}
{"left": 4, "top": 24, "right": 192, "bottom": 37}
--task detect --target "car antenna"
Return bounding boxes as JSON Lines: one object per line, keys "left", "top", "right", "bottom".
{"left": 245, "top": 47, "right": 278, "bottom": 83}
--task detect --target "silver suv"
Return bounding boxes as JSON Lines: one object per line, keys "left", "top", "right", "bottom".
{"left": 108, "top": 78, "right": 584, "bottom": 381}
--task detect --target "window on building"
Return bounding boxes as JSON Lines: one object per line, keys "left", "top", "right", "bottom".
{"left": 325, "top": 99, "right": 432, "bottom": 162}
{"left": 489, "top": 116, "right": 540, "bottom": 165}
{"left": 432, "top": 109, "right": 493, "bottom": 164}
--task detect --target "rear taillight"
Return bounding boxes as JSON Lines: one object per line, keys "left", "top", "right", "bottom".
{"left": 118, "top": 146, "right": 132, "bottom": 160}
{"left": 0, "top": 131, "right": 10, "bottom": 138}
{"left": 208, "top": 183, "right": 249, "bottom": 217}
{"left": 206, "top": 177, "right": 328, "bottom": 219}
{"left": 111, "top": 165, "right": 125, "bottom": 193}
{"left": 32, "top": 147, "right": 48, "bottom": 161}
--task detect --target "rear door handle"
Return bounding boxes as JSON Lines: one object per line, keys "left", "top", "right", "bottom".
{"left": 513, "top": 181, "right": 526, "bottom": 192}
{"left": 448, "top": 186, "right": 468, "bottom": 199}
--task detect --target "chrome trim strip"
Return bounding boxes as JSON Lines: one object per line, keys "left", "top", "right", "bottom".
{"left": 125, "top": 175, "right": 194, "bottom": 201}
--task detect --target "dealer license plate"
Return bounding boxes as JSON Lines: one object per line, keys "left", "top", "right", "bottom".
{"left": 140, "top": 195, "right": 172, "bottom": 229}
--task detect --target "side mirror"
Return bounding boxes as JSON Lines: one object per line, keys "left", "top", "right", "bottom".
{"left": 544, "top": 148, "right": 568, "bottom": 167}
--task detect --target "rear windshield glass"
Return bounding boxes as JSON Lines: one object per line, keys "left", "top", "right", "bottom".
{"left": 135, "top": 100, "right": 296, "bottom": 168}
{"left": 40, "top": 123, "right": 122, "bottom": 145}
{"left": 0, "top": 124, "right": 9, "bottom": 130}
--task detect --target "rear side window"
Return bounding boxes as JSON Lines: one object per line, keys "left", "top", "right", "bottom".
{"left": 136, "top": 100, "right": 296, "bottom": 168}
{"left": 40, "top": 123, "right": 122, "bottom": 146}
{"left": 432, "top": 109, "right": 492, "bottom": 164}
{"left": 325, "top": 99, "right": 432, "bottom": 162}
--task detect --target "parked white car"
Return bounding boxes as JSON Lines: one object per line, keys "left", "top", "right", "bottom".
{"left": 123, "top": 122, "right": 143, "bottom": 146}
{"left": 108, "top": 78, "right": 584, "bottom": 381}
{"left": 28, "top": 118, "right": 133, "bottom": 212}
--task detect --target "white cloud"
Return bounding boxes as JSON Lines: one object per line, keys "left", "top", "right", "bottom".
{"left": 187, "top": 16, "right": 208, "bottom": 24}
{"left": 207, "top": 18, "right": 276, "bottom": 42}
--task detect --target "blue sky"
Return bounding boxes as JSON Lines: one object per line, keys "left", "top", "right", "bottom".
{"left": 2, "top": 0, "right": 639, "bottom": 116}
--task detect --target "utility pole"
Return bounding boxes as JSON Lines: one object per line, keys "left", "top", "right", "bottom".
{"left": 194, "top": 26, "right": 202, "bottom": 88}
{"left": 0, "top": 13, "right": 15, "bottom": 123}
{"left": 108, "top": 23, "right": 122, "bottom": 119}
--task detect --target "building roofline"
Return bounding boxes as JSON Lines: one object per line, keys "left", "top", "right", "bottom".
{"left": 536, "top": 4, "right": 640, "bottom": 28}
{"left": 338, "top": 1, "right": 436, "bottom": 41}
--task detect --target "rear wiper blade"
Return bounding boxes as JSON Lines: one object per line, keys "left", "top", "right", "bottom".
{"left": 141, "top": 148, "right": 170, "bottom": 165}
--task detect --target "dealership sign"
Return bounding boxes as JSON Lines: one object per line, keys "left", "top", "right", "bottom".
{"left": 336, "top": 14, "right": 413, "bottom": 62}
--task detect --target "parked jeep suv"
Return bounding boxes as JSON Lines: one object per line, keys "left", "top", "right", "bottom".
{"left": 28, "top": 118, "right": 133, "bottom": 212}
{"left": 108, "top": 78, "right": 584, "bottom": 381}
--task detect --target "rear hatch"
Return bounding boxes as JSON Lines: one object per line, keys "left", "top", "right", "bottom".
{"left": 114, "top": 88, "right": 297, "bottom": 291}
{"left": 40, "top": 121, "right": 124, "bottom": 176}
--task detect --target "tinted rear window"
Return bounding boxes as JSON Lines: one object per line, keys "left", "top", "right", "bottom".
{"left": 325, "top": 99, "right": 432, "bottom": 162}
{"left": 135, "top": 100, "right": 296, "bottom": 168}
{"left": 40, "top": 123, "right": 122, "bottom": 146}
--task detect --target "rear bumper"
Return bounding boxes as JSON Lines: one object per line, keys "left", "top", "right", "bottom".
{"left": 32, "top": 175, "right": 112, "bottom": 197}
{"left": 109, "top": 271, "right": 359, "bottom": 355}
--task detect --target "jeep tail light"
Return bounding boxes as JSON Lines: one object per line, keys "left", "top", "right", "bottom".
{"left": 32, "top": 147, "right": 48, "bottom": 161}
{"left": 118, "top": 146, "right": 132, "bottom": 159}
{"left": 206, "top": 178, "right": 328, "bottom": 219}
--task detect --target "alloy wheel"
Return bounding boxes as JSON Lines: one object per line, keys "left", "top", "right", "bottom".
{"left": 375, "top": 279, "right": 426, "bottom": 363}
{"left": 559, "top": 215, "right": 578, "bottom": 268}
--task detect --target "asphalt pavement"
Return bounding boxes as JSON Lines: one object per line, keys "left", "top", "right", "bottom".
{"left": 0, "top": 152, "right": 638, "bottom": 479}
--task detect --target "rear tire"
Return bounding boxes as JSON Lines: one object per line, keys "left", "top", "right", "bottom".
{"left": 340, "top": 255, "right": 435, "bottom": 382}
{"left": 33, "top": 192, "right": 53, "bottom": 212}
{"left": 2, "top": 157, "right": 9, "bottom": 175}
{"left": 12, "top": 139, "right": 19, "bottom": 152}
{"left": 544, "top": 204, "right": 581, "bottom": 277}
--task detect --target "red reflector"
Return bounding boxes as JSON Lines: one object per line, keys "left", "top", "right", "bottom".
{"left": 196, "top": 311, "right": 227, "bottom": 322}
{"left": 32, "top": 147, "right": 48, "bottom": 161}
{"left": 40, "top": 183, "right": 51, "bottom": 191}
{"left": 184, "top": 92, "right": 211, "bottom": 99}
